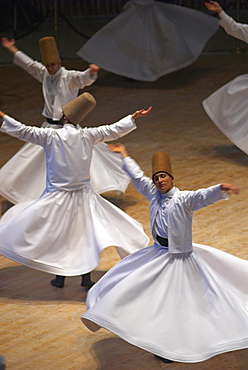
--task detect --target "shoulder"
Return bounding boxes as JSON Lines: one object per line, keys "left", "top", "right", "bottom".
{"left": 62, "top": 67, "right": 84, "bottom": 76}
{"left": 171, "top": 188, "right": 195, "bottom": 204}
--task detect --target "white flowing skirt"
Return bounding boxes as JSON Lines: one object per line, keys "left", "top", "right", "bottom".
{"left": 77, "top": 1, "right": 218, "bottom": 81}
{"left": 203, "top": 74, "right": 248, "bottom": 155}
{"left": 82, "top": 243, "right": 248, "bottom": 363}
{"left": 0, "top": 141, "right": 130, "bottom": 204}
{"left": 0, "top": 186, "right": 149, "bottom": 275}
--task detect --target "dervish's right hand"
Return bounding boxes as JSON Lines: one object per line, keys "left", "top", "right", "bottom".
{"left": 132, "top": 106, "right": 152, "bottom": 120}
{"left": 1, "top": 37, "right": 15, "bottom": 49}
{"left": 204, "top": 1, "right": 222, "bottom": 14}
{"left": 220, "top": 183, "right": 239, "bottom": 195}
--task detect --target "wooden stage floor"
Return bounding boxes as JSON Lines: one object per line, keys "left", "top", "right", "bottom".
{"left": 0, "top": 53, "right": 248, "bottom": 369}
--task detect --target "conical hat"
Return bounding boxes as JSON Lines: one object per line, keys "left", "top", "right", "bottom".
{"left": 63, "top": 92, "right": 96, "bottom": 126}
{"left": 39, "top": 37, "right": 61, "bottom": 65}
{"left": 152, "top": 151, "right": 173, "bottom": 179}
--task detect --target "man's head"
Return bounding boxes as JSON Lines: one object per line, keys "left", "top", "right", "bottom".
{"left": 152, "top": 151, "right": 174, "bottom": 194}
{"left": 39, "top": 36, "right": 61, "bottom": 75}
{"left": 61, "top": 92, "right": 96, "bottom": 127}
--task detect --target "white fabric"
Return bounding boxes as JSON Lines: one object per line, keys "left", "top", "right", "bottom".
{"left": 152, "top": 188, "right": 177, "bottom": 239}
{"left": 0, "top": 116, "right": 135, "bottom": 193}
{"left": 82, "top": 243, "right": 248, "bottom": 362}
{"left": 122, "top": 156, "right": 227, "bottom": 253}
{"left": 0, "top": 51, "right": 130, "bottom": 203}
{"left": 82, "top": 156, "right": 248, "bottom": 362}
{"left": 203, "top": 74, "right": 248, "bottom": 155}
{"left": 219, "top": 10, "right": 248, "bottom": 44}
{"left": 0, "top": 115, "right": 149, "bottom": 276}
{"left": 90, "top": 142, "right": 130, "bottom": 195}
{"left": 77, "top": 1, "right": 219, "bottom": 81}
{"left": 203, "top": 12, "right": 248, "bottom": 155}
{"left": 14, "top": 51, "right": 98, "bottom": 120}
{"left": 0, "top": 140, "right": 130, "bottom": 203}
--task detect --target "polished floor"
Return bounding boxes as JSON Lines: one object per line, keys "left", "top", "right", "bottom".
{"left": 0, "top": 52, "right": 248, "bottom": 369}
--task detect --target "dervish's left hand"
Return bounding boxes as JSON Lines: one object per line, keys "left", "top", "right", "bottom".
{"left": 221, "top": 183, "right": 239, "bottom": 195}
{"left": 89, "top": 64, "right": 100, "bottom": 75}
{"left": 108, "top": 143, "right": 129, "bottom": 158}
{"left": 132, "top": 106, "right": 152, "bottom": 120}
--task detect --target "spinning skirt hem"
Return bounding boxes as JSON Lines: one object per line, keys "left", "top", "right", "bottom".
{"left": 82, "top": 312, "right": 248, "bottom": 363}
{"left": 0, "top": 246, "right": 107, "bottom": 276}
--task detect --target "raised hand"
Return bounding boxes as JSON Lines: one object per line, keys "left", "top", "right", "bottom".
{"left": 132, "top": 106, "right": 152, "bottom": 120}
{"left": 1, "top": 37, "right": 15, "bottom": 49}
{"left": 204, "top": 1, "right": 222, "bottom": 14}
{"left": 221, "top": 183, "right": 239, "bottom": 195}
{"left": 108, "top": 143, "right": 128, "bottom": 158}
{"left": 89, "top": 64, "right": 100, "bottom": 75}
{"left": 1, "top": 37, "right": 18, "bottom": 54}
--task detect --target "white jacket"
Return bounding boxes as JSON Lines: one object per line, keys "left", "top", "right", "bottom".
{"left": 123, "top": 156, "right": 227, "bottom": 253}
{"left": 14, "top": 51, "right": 98, "bottom": 120}
{"left": 219, "top": 10, "right": 248, "bottom": 44}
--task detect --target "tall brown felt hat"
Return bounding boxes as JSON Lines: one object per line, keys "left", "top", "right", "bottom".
{"left": 63, "top": 92, "right": 96, "bottom": 127}
{"left": 39, "top": 37, "right": 61, "bottom": 65}
{"left": 152, "top": 151, "right": 173, "bottom": 179}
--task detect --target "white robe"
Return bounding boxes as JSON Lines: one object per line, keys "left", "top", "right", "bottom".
{"left": 218, "top": 10, "right": 248, "bottom": 44}
{"left": 0, "top": 51, "right": 130, "bottom": 203}
{"left": 77, "top": 0, "right": 219, "bottom": 81}
{"left": 203, "top": 11, "right": 248, "bottom": 155}
{"left": 0, "top": 116, "right": 149, "bottom": 276}
{"left": 82, "top": 156, "right": 248, "bottom": 363}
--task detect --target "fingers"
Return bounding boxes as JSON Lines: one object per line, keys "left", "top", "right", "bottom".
{"left": 89, "top": 64, "right": 100, "bottom": 72}
{"left": 142, "top": 106, "right": 152, "bottom": 115}
{"left": 107, "top": 143, "right": 123, "bottom": 152}
{"left": 1, "top": 37, "right": 14, "bottom": 46}
{"left": 230, "top": 186, "right": 240, "bottom": 195}
{"left": 221, "top": 183, "right": 240, "bottom": 195}
{"left": 135, "top": 106, "right": 153, "bottom": 117}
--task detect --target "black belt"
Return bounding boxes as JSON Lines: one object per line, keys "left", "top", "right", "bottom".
{"left": 156, "top": 235, "right": 168, "bottom": 247}
{"left": 46, "top": 118, "right": 61, "bottom": 125}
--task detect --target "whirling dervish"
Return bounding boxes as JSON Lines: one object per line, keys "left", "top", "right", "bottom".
{"left": 77, "top": 0, "right": 219, "bottom": 82}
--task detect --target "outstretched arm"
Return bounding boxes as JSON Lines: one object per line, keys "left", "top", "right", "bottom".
{"left": 220, "top": 183, "right": 239, "bottom": 195}
{"left": 108, "top": 143, "right": 129, "bottom": 158}
{"left": 0, "top": 114, "right": 49, "bottom": 147}
{"left": 132, "top": 106, "right": 152, "bottom": 120}
{"left": 109, "top": 142, "right": 154, "bottom": 200}
{"left": 204, "top": 1, "right": 222, "bottom": 14}
{"left": 107, "top": 106, "right": 152, "bottom": 155}
{"left": 90, "top": 106, "right": 152, "bottom": 145}
{"left": 1, "top": 38, "right": 19, "bottom": 54}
